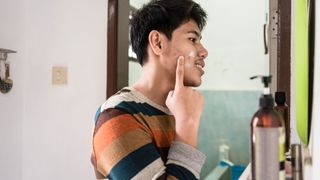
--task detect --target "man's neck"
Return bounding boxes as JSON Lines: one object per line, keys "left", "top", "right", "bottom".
{"left": 132, "top": 62, "right": 174, "bottom": 107}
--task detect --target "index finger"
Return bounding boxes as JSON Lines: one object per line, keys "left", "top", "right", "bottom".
{"left": 175, "top": 56, "right": 185, "bottom": 89}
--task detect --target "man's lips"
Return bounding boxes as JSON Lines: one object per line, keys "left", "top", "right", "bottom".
{"left": 195, "top": 61, "right": 205, "bottom": 74}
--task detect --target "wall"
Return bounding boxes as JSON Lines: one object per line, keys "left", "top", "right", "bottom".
{"left": 198, "top": 91, "right": 260, "bottom": 178}
{"left": 0, "top": 0, "right": 26, "bottom": 179}
{"left": 311, "top": 0, "right": 320, "bottom": 177}
{"left": 0, "top": 0, "right": 107, "bottom": 179}
{"left": 196, "top": 0, "right": 267, "bottom": 91}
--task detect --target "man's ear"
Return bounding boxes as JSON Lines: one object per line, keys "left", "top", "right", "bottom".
{"left": 148, "top": 30, "right": 163, "bottom": 55}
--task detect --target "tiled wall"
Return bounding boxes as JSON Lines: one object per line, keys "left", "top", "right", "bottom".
{"left": 198, "top": 90, "right": 261, "bottom": 178}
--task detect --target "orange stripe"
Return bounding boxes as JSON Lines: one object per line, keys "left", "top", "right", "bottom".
{"left": 167, "top": 175, "right": 178, "bottom": 180}
{"left": 152, "top": 130, "right": 175, "bottom": 148}
{"left": 97, "top": 130, "right": 151, "bottom": 175}
{"left": 93, "top": 114, "right": 143, "bottom": 159}
{"left": 133, "top": 113, "right": 175, "bottom": 131}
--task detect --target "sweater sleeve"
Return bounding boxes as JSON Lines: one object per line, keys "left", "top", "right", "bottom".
{"left": 91, "top": 108, "right": 206, "bottom": 180}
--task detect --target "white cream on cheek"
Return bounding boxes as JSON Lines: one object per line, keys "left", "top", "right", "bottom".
{"left": 184, "top": 50, "right": 196, "bottom": 68}
{"left": 188, "top": 51, "right": 196, "bottom": 58}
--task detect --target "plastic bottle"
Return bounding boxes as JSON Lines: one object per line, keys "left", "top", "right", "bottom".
{"left": 291, "top": 144, "right": 303, "bottom": 180}
{"left": 274, "top": 91, "right": 290, "bottom": 153}
{"left": 250, "top": 76, "right": 285, "bottom": 180}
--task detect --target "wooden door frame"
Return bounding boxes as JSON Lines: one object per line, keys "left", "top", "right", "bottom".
{"left": 106, "top": 0, "right": 129, "bottom": 99}
{"left": 278, "top": 0, "right": 291, "bottom": 106}
{"left": 106, "top": 0, "right": 118, "bottom": 99}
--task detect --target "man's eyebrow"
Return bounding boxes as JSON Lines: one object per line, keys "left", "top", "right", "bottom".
{"left": 187, "top": 30, "right": 202, "bottom": 39}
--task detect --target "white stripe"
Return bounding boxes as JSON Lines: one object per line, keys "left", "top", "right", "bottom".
{"left": 131, "top": 158, "right": 166, "bottom": 180}
{"left": 129, "top": 87, "right": 172, "bottom": 115}
{"left": 101, "top": 87, "right": 172, "bottom": 115}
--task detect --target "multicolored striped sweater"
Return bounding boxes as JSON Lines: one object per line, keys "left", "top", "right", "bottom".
{"left": 91, "top": 87, "right": 206, "bottom": 179}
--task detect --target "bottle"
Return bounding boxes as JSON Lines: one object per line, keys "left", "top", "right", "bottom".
{"left": 274, "top": 91, "right": 290, "bottom": 153}
{"left": 250, "top": 76, "right": 285, "bottom": 180}
{"left": 291, "top": 144, "right": 303, "bottom": 180}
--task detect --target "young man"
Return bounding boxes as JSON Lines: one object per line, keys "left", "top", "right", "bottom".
{"left": 91, "top": 0, "right": 208, "bottom": 179}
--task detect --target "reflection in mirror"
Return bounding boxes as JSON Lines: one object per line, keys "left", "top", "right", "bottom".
{"left": 127, "top": 0, "right": 268, "bottom": 178}
{"left": 128, "top": 0, "right": 149, "bottom": 85}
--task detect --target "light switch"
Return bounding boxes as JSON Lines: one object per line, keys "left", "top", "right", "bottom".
{"left": 52, "top": 66, "right": 67, "bottom": 85}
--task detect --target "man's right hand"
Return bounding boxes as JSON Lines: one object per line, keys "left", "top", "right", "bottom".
{"left": 165, "top": 56, "right": 204, "bottom": 147}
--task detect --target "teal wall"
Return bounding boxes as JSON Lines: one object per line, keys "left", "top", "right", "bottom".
{"left": 198, "top": 90, "right": 261, "bottom": 178}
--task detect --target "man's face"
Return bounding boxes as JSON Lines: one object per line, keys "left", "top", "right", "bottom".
{"left": 161, "top": 20, "right": 208, "bottom": 87}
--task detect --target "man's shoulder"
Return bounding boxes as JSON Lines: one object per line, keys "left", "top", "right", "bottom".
{"left": 99, "top": 87, "right": 153, "bottom": 115}
{"left": 100, "top": 87, "right": 169, "bottom": 116}
{"left": 101, "top": 87, "right": 135, "bottom": 111}
{"left": 93, "top": 87, "right": 135, "bottom": 124}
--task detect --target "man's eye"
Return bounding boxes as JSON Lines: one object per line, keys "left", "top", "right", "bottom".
{"left": 189, "top": 38, "right": 196, "bottom": 43}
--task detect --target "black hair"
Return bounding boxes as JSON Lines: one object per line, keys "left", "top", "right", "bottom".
{"left": 130, "top": 0, "right": 207, "bottom": 66}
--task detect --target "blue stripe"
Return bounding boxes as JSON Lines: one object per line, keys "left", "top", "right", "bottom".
{"left": 93, "top": 106, "right": 101, "bottom": 124}
{"left": 115, "top": 101, "right": 167, "bottom": 116}
{"left": 107, "top": 143, "right": 160, "bottom": 179}
{"left": 166, "top": 164, "right": 197, "bottom": 180}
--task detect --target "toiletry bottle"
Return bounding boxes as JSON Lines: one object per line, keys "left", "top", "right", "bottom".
{"left": 250, "top": 76, "right": 285, "bottom": 180}
{"left": 291, "top": 144, "right": 303, "bottom": 180}
{"left": 274, "top": 91, "right": 290, "bottom": 153}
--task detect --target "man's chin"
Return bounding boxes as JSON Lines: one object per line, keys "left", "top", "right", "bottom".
{"left": 184, "top": 79, "right": 202, "bottom": 87}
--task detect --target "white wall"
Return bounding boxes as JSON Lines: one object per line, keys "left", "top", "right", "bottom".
{"left": 311, "top": 0, "right": 320, "bottom": 177}
{"left": 0, "top": 0, "right": 26, "bottom": 179}
{"left": 0, "top": 0, "right": 107, "bottom": 179}
{"left": 196, "top": 0, "right": 267, "bottom": 91}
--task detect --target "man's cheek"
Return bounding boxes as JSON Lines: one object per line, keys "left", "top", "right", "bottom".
{"left": 187, "top": 51, "right": 196, "bottom": 58}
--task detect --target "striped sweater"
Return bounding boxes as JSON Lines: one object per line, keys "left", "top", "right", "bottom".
{"left": 91, "top": 87, "right": 206, "bottom": 179}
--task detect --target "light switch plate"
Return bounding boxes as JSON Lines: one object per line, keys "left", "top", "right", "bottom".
{"left": 52, "top": 66, "right": 67, "bottom": 85}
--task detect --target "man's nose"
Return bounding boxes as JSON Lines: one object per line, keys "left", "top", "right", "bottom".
{"left": 198, "top": 44, "right": 208, "bottom": 59}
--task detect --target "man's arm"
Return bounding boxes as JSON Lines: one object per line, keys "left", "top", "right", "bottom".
{"left": 92, "top": 108, "right": 205, "bottom": 179}
{"left": 165, "top": 56, "right": 204, "bottom": 148}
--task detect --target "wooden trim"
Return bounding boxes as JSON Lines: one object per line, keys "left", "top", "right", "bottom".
{"left": 107, "top": 0, "right": 118, "bottom": 99}
{"left": 278, "top": 0, "right": 291, "bottom": 106}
